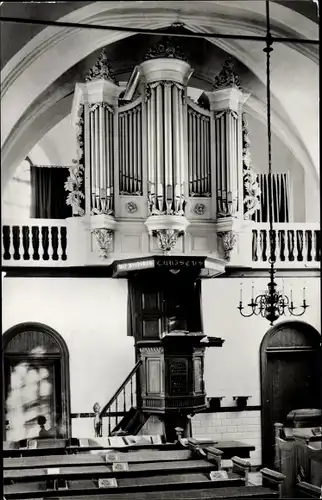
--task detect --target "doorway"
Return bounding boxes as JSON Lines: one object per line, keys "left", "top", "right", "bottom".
{"left": 260, "top": 321, "right": 321, "bottom": 467}
{"left": 2, "top": 322, "right": 71, "bottom": 441}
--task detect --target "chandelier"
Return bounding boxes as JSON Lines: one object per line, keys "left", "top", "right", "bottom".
{"left": 237, "top": 0, "right": 309, "bottom": 326}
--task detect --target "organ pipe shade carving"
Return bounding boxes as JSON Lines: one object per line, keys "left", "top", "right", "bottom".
{"left": 187, "top": 105, "right": 211, "bottom": 197}
{"left": 146, "top": 81, "right": 186, "bottom": 215}
{"left": 118, "top": 101, "right": 143, "bottom": 195}
{"left": 89, "top": 103, "right": 114, "bottom": 214}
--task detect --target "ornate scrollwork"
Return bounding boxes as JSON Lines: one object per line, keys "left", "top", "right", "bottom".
{"left": 85, "top": 49, "right": 118, "bottom": 84}
{"left": 194, "top": 203, "right": 205, "bottom": 215}
{"left": 145, "top": 38, "right": 188, "bottom": 62}
{"left": 65, "top": 104, "right": 85, "bottom": 216}
{"left": 154, "top": 229, "right": 182, "bottom": 253}
{"left": 126, "top": 201, "right": 138, "bottom": 214}
{"left": 92, "top": 228, "right": 114, "bottom": 258}
{"left": 218, "top": 231, "right": 238, "bottom": 261}
{"left": 213, "top": 57, "right": 241, "bottom": 91}
{"left": 242, "top": 113, "right": 261, "bottom": 219}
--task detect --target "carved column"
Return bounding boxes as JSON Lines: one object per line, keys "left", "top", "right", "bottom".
{"left": 141, "top": 40, "right": 192, "bottom": 253}
{"left": 71, "top": 49, "right": 122, "bottom": 259}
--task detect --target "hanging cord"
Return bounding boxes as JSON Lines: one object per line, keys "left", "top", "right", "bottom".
{"left": 264, "top": 0, "right": 275, "bottom": 266}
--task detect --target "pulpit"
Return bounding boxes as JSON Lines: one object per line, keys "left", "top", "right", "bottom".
{"left": 113, "top": 255, "right": 225, "bottom": 442}
{"left": 138, "top": 333, "right": 223, "bottom": 441}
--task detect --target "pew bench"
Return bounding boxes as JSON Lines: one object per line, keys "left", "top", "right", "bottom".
{"left": 296, "top": 481, "right": 322, "bottom": 498}
{"left": 4, "top": 485, "right": 282, "bottom": 500}
{"left": 3, "top": 438, "right": 255, "bottom": 461}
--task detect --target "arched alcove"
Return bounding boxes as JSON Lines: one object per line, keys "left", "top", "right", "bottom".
{"left": 2, "top": 322, "right": 71, "bottom": 441}
{"left": 260, "top": 320, "right": 321, "bottom": 467}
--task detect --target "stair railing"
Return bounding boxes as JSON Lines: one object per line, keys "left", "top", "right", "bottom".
{"left": 99, "top": 360, "right": 142, "bottom": 436}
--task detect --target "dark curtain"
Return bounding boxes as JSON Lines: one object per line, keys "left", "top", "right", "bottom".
{"left": 253, "top": 173, "right": 289, "bottom": 223}
{"left": 30, "top": 167, "right": 72, "bottom": 219}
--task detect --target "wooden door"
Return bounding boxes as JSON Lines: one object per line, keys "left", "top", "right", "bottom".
{"left": 261, "top": 322, "right": 321, "bottom": 467}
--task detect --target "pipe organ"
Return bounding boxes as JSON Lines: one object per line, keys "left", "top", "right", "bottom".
{"left": 69, "top": 41, "right": 258, "bottom": 262}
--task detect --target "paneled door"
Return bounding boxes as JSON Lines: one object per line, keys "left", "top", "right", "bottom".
{"left": 261, "top": 322, "right": 321, "bottom": 468}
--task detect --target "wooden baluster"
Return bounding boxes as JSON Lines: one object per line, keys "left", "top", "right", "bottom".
{"left": 27, "top": 226, "right": 33, "bottom": 261}
{"left": 297, "top": 230, "right": 304, "bottom": 261}
{"left": 278, "top": 230, "right": 285, "bottom": 262}
{"left": 115, "top": 399, "right": 118, "bottom": 426}
{"left": 303, "top": 230, "right": 310, "bottom": 262}
{"left": 260, "top": 229, "right": 267, "bottom": 262}
{"left": 56, "top": 227, "right": 63, "bottom": 260}
{"left": 293, "top": 230, "right": 300, "bottom": 262}
{"left": 48, "top": 226, "right": 53, "bottom": 261}
{"left": 287, "top": 230, "right": 295, "bottom": 261}
{"left": 314, "top": 230, "right": 321, "bottom": 261}
{"left": 252, "top": 230, "right": 257, "bottom": 262}
{"left": 123, "top": 387, "right": 126, "bottom": 413}
{"left": 130, "top": 377, "right": 134, "bottom": 407}
{"left": 2, "top": 226, "right": 12, "bottom": 260}
{"left": 38, "top": 225, "right": 43, "bottom": 261}
{"left": 8, "top": 226, "right": 14, "bottom": 260}
{"left": 108, "top": 408, "right": 112, "bottom": 436}
{"left": 18, "top": 226, "right": 24, "bottom": 260}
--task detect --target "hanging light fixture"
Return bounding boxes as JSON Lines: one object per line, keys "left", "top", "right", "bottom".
{"left": 238, "top": 0, "right": 309, "bottom": 325}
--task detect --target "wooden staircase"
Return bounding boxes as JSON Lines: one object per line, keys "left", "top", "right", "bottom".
{"left": 98, "top": 360, "right": 145, "bottom": 437}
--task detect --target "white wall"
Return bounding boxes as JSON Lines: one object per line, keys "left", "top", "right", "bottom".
{"left": 246, "top": 114, "right": 314, "bottom": 223}
{"left": 2, "top": 274, "right": 320, "bottom": 463}
{"left": 196, "top": 276, "right": 321, "bottom": 465}
{"left": 2, "top": 278, "right": 135, "bottom": 420}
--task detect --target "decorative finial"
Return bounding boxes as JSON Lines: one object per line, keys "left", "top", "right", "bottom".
{"left": 145, "top": 37, "right": 188, "bottom": 62}
{"left": 212, "top": 57, "right": 241, "bottom": 91}
{"left": 85, "top": 49, "right": 118, "bottom": 84}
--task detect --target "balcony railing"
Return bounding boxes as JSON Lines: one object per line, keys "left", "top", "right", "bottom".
{"left": 1, "top": 219, "right": 320, "bottom": 268}
{"left": 252, "top": 223, "right": 320, "bottom": 267}
{"left": 2, "top": 219, "right": 67, "bottom": 265}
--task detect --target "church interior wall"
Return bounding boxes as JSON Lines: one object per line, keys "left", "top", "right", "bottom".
{"left": 245, "top": 114, "right": 307, "bottom": 222}
{"left": 2, "top": 274, "right": 320, "bottom": 465}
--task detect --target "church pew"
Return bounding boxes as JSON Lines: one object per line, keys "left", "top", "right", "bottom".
{"left": 4, "top": 458, "right": 285, "bottom": 499}
{"left": 3, "top": 485, "right": 281, "bottom": 500}
{"left": 5, "top": 440, "right": 251, "bottom": 470}
{"left": 3, "top": 439, "right": 255, "bottom": 460}
{"left": 2, "top": 437, "right": 170, "bottom": 458}
{"left": 4, "top": 471, "right": 245, "bottom": 498}
{"left": 4, "top": 458, "right": 219, "bottom": 482}
{"left": 296, "top": 481, "right": 321, "bottom": 498}
{"left": 3, "top": 449, "right": 194, "bottom": 469}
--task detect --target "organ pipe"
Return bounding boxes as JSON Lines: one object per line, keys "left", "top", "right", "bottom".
{"left": 94, "top": 107, "right": 100, "bottom": 207}
{"left": 88, "top": 104, "right": 115, "bottom": 213}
